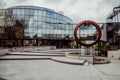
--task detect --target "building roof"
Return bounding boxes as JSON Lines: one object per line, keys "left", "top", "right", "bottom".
{"left": 107, "top": 5, "right": 120, "bottom": 19}
{"left": 6, "top": 5, "right": 73, "bottom": 22}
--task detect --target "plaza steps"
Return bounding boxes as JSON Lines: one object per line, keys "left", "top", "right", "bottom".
{"left": 51, "top": 57, "right": 85, "bottom": 65}
{"left": 8, "top": 52, "right": 65, "bottom": 56}
{"left": 0, "top": 55, "right": 51, "bottom": 60}
{"left": 0, "top": 55, "right": 85, "bottom": 65}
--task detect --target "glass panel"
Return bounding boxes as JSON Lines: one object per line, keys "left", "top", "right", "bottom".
{"left": 47, "top": 17, "right": 50, "bottom": 22}
{"left": 29, "top": 20, "right": 34, "bottom": 28}
{"left": 56, "top": 14, "right": 59, "bottom": 19}
{"left": 34, "top": 16, "right": 37, "bottom": 21}
{"left": 38, "top": 16, "right": 42, "bottom": 21}
{"left": 54, "top": 13, "right": 57, "bottom": 18}
{"left": 46, "top": 11, "right": 51, "bottom": 17}
{"left": 34, "top": 22, "right": 38, "bottom": 28}
{"left": 42, "top": 17, "right": 46, "bottom": 21}
{"left": 25, "top": 16, "right": 29, "bottom": 21}
{"left": 38, "top": 28, "right": 41, "bottom": 33}
{"left": 42, "top": 22, "right": 46, "bottom": 28}
{"left": 46, "top": 23, "right": 49, "bottom": 28}
{"left": 34, "top": 10, "right": 38, "bottom": 15}
{"left": 42, "top": 11, "right": 46, "bottom": 16}
{"left": 25, "top": 10, "right": 29, "bottom": 15}
{"left": 66, "top": 25, "right": 69, "bottom": 30}
{"left": 49, "top": 24, "right": 53, "bottom": 29}
{"left": 46, "top": 29, "right": 49, "bottom": 34}
{"left": 29, "top": 28, "right": 34, "bottom": 32}
{"left": 13, "top": 9, "right": 16, "bottom": 14}
{"left": 38, "top": 22, "right": 42, "bottom": 28}
{"left": 29, "top": 10, "right": 34, "bottom": 15}
{"left": 21, "top": 9, "right": 25, "bottom": 14}
{"left": 38, "top": 10, "right": 42, "bottom": 16}
{"left": 41, "top": 28, "right": 45, "bottom": 33}
{"left": 16, "top": 15, "right": 22, "bottom": 20}
{"left": 51, "top": 12, "right": 54, "bottom": 18}
{"left": 16, "top": 9, "right": 21, "bottom": 14}
{"left": 38, "top": 33, "right": 41, "bottom": 37}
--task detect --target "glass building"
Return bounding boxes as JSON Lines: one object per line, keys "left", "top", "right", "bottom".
{"left": 0, "top": 6, "right": 102, "bottom": 48}
{"left": 5, "top": 6, "right": 73, "bottom": 39}
{"left": 0, "top": 6, "right": 74, "bottom": 48}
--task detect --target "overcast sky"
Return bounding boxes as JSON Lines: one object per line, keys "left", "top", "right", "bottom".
{"left": 4, "top": 0, "right": 120, "bottom": 23}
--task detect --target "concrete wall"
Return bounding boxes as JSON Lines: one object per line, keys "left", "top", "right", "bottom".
{"left": 81, "top": 47, "right": 94, "bottom": 56}
{"left": 0, "top": 48, "right": 9, "bottom": 56}
{"left": 65, "top": 52, "right": 94, "bottom": 64}
{"left": 108, "top": 50, "right": 120, "bottom": 60}
{"left": 11, "top": 46, "right": 56, "bottom": 52}
{"left": 80, "top": 56, "right": 93, "bottom": 64}
{"left": 100, "top": 23, "right": 107, "bottom": 41}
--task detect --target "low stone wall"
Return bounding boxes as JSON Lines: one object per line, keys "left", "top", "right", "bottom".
{"left": 80, "top": 56, "right": 93, "bottom": 64}
{"left": 58, "top": 49, "right": 81, "bottom": 53}
{"left": 65, "top": 52, "right": 81, "bottom": 59}
{"left": 65, "top": 52, "right": 94, "bottom": 64}
{"left": 11, "top": 46, "right": 56, "bottom": 52}
{"left": 108, "top": 50, "right": 120, "bottom": 60}
{"left": 61, "top": 48, "right": 94, "bottom": 54}
{"left": 0, "top": 48, "right": 9, "bottom": 56}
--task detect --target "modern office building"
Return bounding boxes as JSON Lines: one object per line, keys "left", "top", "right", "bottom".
{"left": 106, "top": 5, "right": 120, "bottom": 49}
{"left": 0, "top": 5, "right": 104, "bottom": 48}
{"left": 0, "top": 6, "right": 74, "bottom": 48}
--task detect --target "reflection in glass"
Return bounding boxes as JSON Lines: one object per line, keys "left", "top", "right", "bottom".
{"left": 4, "top": 6, "right": 73, "bottom": 39}
{"left": 77, "top": 24, "right": 98, "bottom": 44}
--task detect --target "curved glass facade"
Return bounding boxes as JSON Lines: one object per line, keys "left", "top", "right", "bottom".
{"left": 1, "top": 6, "right": 99, "bottom": 48}
{"left": 5, "top": 6, "right": 73, "bottom": 40}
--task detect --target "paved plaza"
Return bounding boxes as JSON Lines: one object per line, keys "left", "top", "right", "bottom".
{"left": 0, "top": 49, "right": 120, "bottom": 80}
{"left": 0, "top": 58, "right": 120, "bottom": 80}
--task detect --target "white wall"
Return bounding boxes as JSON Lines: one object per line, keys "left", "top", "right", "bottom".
{"left": 100, "top": 23, "right": 107, "bottom": 41}
{"left": 108, "top": 50, "right": 120, "bottom": 60}
{"left": 0, "top": 49, "right": 9, "bottom": 56}
{"left": 11, "top": 46, "right": 56, "bottom": 52}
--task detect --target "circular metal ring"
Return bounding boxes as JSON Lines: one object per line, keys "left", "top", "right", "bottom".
{"left": 74, "top": 20, "right": 102, "bottom": 47}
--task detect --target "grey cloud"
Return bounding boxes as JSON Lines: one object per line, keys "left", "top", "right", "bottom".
{"left": 4, "top": 0, "right": 120, "bottom": 23}
{"left": 44, "top": 0, "right": 62, "bottom": 4}
{"left": 17, "top": 0, "right": 28, "bottom": 2}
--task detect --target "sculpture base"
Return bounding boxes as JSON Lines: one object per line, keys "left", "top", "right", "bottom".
{"left": 65, "top": 52, "right": 110, "bottom": 64}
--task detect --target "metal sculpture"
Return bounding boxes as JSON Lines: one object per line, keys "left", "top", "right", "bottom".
{"left": 74, "top": 20, "right": 101, "bottom": 47}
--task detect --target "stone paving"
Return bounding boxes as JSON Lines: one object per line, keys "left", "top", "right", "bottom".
{"left": 0, "top": 60, "right": 100, "bottom": 80}
{"left": 0, "top": 49, "right": 120, "bottom": 80}
{"left": 0, "top": 59, "right": 120, "bottom": 80}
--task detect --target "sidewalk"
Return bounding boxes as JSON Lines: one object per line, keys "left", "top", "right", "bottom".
{"left": 0, "top": 59, "right": 120, "bottom": 80}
